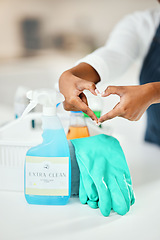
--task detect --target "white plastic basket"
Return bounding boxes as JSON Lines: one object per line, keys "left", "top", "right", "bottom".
{"left": 0, "top": 113, "right": 43, "bottom": 191}
{"left": 0, "top": 112, "right": 107, "bottom": 192}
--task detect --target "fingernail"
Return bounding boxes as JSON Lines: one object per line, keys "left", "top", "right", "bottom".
{"left": 100, "top": 91, "right": 105, "bottom": 97}
{"left": 95, "top": 89, "right": 100, "bottom": 96}
{"left": 93, "top": 120, "right": 101, "bottom": 126}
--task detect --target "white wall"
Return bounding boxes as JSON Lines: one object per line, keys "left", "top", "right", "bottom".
{"left": 0, "top": 0, "right": 159, "bottom": 107}
{"left": 0, "top": 0, "right": 159, "bottom": 59}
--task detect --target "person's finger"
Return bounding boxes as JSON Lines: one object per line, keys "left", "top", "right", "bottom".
{"left": 75, "top": 97, "right": 98, "bottom": 122}
{"left": 63, "top": 101, "right": 80, "bottom": 112}
{"left": 108, "top": 177, "right": 129, "bottom": 216}
{"left": 99, "top": 103, "right": 121, "bottom": 123}
{"left": 63, "top": 96, "right": 98, "bottom": 122}
{"left": 79, "top": 92, "right": 88, "bottom": 105}
{"left": 77, "top": 78, "right": 98, "bottom": 96}
{"left": 79, "top": 175, "right": 88, "bottom": 204}
{"left": 97, "top": 177, "right": 112, "bottom": 217}
{"left": 101, "top": 86, "right": 124, "bottom": 97}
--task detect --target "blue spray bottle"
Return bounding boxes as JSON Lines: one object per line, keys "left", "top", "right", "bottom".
{"left": 22, "top": 89, "right": 71, "bottom": 205}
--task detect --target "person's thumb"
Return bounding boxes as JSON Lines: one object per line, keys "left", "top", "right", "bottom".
{"left": 101, "top": 86, "right": 124, "bottom": 97}
{"left": 99, "top": 103, "right": 121, "bottom": 123}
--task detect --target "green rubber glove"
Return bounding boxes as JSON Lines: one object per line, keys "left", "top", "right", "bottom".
{"left": 71, "top": 134, "right": 135, "bottom": 216}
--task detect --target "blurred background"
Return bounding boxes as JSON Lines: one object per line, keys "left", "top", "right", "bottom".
{"left": 0, "top": 0, "right": 159, "bottom": 121}
{"left": 1, "top": 2, "right": 160, "bottom": 239}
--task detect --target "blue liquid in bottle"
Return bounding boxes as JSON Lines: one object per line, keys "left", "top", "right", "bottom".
{"left": 24, "top": 116, "right": 71, "bottom": 205}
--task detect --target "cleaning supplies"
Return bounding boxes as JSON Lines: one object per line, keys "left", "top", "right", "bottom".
{"left": 67, "top": 111, "right": 90, "bottom": 140}
{"left": 14, "top": 86, "right": 30, "bottom": 119}
{"left": 71, "top": 134, "right": 135, "bottom": 216}
{"left": 21, "top": 89, "right": 71, "bottom": 205}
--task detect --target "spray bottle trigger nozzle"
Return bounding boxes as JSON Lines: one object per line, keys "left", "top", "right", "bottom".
{"left": 20, "top": 100, "right": 37, "bottom": 120}
{"left": 26, "top": 90, "right": 33, "bottom": 100}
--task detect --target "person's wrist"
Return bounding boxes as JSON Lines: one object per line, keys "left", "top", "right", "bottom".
{"left": 146, "top": 82, "right": 160, "bottom": 105}
{"left": 59, "top": 70, "right": 73, "bottom": 94}
{"left": 59, "top": 69, "right": 72, "bottom": 83}
{"left": 70, "top": 63, "right": 100, "bottom": 84}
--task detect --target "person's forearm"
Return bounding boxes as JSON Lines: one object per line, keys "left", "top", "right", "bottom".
{"left": 76, "top": 11, "right": 158, "bottom": 84}
{"left": 69, "top": 62, "right": 100, "bottom": 84}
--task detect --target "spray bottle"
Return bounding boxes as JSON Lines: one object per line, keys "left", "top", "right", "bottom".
{"left": 21, "top": 89, "right": 71, "bottom": 205}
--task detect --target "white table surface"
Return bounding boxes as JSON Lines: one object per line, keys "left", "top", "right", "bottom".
{"left": 0, "top": 105, "right": 160, "bottom": 240}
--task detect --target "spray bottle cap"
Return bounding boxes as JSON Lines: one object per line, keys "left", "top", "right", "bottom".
{"left": 21, "top": 89, "right": 64, "bottom": 118}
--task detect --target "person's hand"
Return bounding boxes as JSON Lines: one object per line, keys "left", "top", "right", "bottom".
{"left": 99, "top": 83, "right": 156, "bottom": 123}
{"left": 59, "top": 63, "right": 100, "bottom": 122}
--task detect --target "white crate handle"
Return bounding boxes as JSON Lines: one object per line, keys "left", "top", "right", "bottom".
{"left": 0, "top": 113, "right": 42, "bottom": 133}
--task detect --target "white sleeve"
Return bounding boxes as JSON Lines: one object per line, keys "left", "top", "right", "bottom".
{"left": 76, "top": 9, "right": 160, "bottom": 83}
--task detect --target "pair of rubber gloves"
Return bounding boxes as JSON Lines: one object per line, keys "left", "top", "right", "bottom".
{"left": 70, "top": 134, "right": 135, "bottom": 217}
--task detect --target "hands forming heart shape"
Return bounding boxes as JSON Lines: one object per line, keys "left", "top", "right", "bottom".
{"left": 59, "top": 63, "right": 155, "bottom": 123}
{"left": 97, "top": 84, "right": 152, "bottom": 123}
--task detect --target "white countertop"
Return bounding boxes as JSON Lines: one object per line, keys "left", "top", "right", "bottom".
{"left": 0, "top": 105, "right": 160, "bottom": 240}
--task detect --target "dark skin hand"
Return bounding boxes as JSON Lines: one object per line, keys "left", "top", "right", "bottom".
{"left": 98, "top": 83, "right": 159, "bottom": 123}
{"left": 59, "top": 1, "right": 160, "bottom": 122}
{"left": 59, "top": 62, "right": 160, "bottom": 124}
{"left": 59, "top": 63, "right": 100, "bottom": 123}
